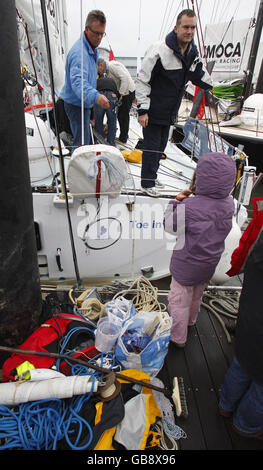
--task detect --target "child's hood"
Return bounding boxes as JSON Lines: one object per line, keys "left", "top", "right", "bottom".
{"left": 195, "top": 152, "right": 236, "bottom": 199}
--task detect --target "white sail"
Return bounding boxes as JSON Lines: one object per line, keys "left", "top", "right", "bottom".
{"left": 16, "top": 0, "right": 68, "bottom": 97}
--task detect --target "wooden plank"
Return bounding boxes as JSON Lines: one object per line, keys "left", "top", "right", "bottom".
{"left": 196, "top": 308, "right": 233, "bottom": 392}
{"left": 162, "top": 343, "right": 207, "bottom": 450}
{"left": 182, "top": 325, "right": 233, "bottom": 450}
{"left": 201, "top": 293, "right": 237, "bottom": 366}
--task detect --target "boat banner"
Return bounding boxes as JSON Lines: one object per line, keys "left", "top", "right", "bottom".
{"left": 181, "top": 117, "right": 234, "bottom": 159}
{"left": 202, "top": 18, "right": 263, "bottom": 82}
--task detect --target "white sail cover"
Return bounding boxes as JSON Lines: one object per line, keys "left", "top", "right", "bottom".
{"left": 16, "top": 0, "right": 68, "bottom": 96}
{"left": 67, "top": 144, "right": 129, "bottom": 199}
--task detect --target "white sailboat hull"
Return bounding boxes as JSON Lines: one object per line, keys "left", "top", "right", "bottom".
{"left": 33, "top": 191, "right": 177, "bottom": 282}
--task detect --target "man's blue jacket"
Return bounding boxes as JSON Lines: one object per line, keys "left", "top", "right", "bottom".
{"left": 60, "top": 32, "right": 99, "bottom": 108}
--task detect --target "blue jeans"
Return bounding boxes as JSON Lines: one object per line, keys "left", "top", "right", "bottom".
{"left": 94, "top": 90, "right": 118, "bottom": 146}
{"left": 64, "top": 101, "right": 91, "bottom": 151}
{"left": 219, "top": 356, "right": 263, "bottom": 434}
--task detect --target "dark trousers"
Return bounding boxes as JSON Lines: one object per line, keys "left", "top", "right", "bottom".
{"left": 141, "top": 123, "right": 170, "bottom": 188}
{"left": 118, "top": 90, "right": 135, "bottom": 142}
{"left": 94, "top": 90, "right": 118, "bottom": 146}
{"left": 64, "top": 101, "right": 91, "bottom": 151}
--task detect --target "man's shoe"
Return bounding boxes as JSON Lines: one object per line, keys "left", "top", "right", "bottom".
{"left": 118, "top": 136, "right": 127, "bottom": 144}
{"left": 115, "top": 138, "right": 127, "bottom": 146}
{"left": 155, "top": 179, "right": 165, "bottom": 188}
{"left": 232, "top": 424, "right": 263, "bottom": 441}
{"left": 141, "top": 187, "right": 161, "bottom": 197}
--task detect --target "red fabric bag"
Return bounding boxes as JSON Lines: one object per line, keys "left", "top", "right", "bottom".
{"left": 2, "top": 313, "right": 98, "bottom": 382}
{"left": 227, "top": 197, "right": 263, "bottom": 277}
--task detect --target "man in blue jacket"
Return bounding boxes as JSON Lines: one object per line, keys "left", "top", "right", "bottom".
{"left": 60, "top": 10, "right": 109, "bottom": 151}
{"left": 136, "top": 9, "right": 213, "bottom": 196}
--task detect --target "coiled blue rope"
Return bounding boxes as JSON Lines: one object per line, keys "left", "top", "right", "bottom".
{"left": 55, "top": 325, "right": 95, "bottom": 371}
{"left": 0, "top": 373, "right": 97, "bottom": 450}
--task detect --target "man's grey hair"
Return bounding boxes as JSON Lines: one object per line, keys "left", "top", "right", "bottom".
{"left": 85, "top": 10, "right": 106, "bottom": 28}
{"left": 98, "top": 58, "right": 106, "bottom": 65}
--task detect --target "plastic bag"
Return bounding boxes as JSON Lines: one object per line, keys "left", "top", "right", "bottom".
{"left": 115, "top": 311, "right": 171, "bottom": 377}
{"left": 104, "top": 297, "right": 136, "bottom": 327}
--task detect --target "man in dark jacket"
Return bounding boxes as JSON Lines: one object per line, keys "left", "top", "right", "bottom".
{"left": 219, "top": 231, "right": 263, "bottom": 440}
{"left": 136, "top": 9, "right": 212, "bottom": 196}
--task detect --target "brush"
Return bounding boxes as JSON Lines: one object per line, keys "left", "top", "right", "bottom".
{"left": 172, "top": 377, "right": 188, "bottom": 418}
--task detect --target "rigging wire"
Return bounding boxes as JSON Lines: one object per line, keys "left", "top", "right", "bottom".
{"left": 165, "top": 1, "right": 184, "bottom": 35}
{"left": 40, "top": 0, "right": 82, "bottom": 287}
{"left": 80, "top": 0, "right": 85, "bottom": 146}
{"left": 30, "top": 0, "right": 54, "bottom": 149}
{"left": 138, "top": 0, "right": 142, "bottom": 42}
{"left": 191, "top": 0, "right": 227, "bottom": 152}
{"left": 159, "top": 0, "right": 172, "bottom": 40}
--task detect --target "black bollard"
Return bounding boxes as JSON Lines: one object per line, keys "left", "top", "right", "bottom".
{"left": 0, "top": 0, "right": 42, "bottom": 366}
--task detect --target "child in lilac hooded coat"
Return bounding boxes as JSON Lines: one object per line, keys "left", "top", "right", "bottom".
{"left": 163, "top": 152, "right": 236, "bottom": 346}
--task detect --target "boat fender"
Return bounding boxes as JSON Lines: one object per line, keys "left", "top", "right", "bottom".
{"left": 0, "top": 374, "right": 98, "bottom": 406}
{"left": 241, "top": 93, "right": 263, "bottom": 127}
{"left": 211, "top": 217, "right": 242, "bottom": 285}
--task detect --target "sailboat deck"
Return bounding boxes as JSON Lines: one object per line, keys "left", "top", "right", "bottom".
{"left": 157, "top": 291, "right": 263, "bottom": 451}
{"left": 1, "top": 286, "right": 262, "bottom": 452}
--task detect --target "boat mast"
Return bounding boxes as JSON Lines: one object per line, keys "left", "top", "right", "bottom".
{"left": 242, "top": 0, "right": 263, "bottom": 101}
{"left": 40, "top": 0, "right": 82, "bottom": 287}
{"left": 255, "top": 58, "right": 263, "bottom": 93}
{"left": 0, "top": 0, "right": 42, "bottom": 365}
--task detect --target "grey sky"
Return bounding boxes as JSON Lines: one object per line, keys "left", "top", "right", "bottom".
{"left": 65, "top": 0, "right": 260, "bottom": 56}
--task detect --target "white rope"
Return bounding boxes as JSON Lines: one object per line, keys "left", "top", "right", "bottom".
{"left": 151, "top": 377, "right": 187, "bottom": 444}
{"left": 112, "top": 276, "right": 167, "bottom": 313}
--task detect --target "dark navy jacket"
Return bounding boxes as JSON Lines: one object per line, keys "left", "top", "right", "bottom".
{"left": 235, "top": 231, "right": 263, "bottom": 386}
{"left": 136, "top": 30, "right": 212, "bottom": 125}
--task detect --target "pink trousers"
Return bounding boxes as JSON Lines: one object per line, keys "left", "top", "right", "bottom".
{"left": 168, "top": 277, "right": 206, "bottom": 345}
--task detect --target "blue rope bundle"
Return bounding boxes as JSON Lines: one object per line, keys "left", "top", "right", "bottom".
{"left": 0, "top": 373, "right": 98, "bottom": 450}
{"left": 0, "top": 398, "right": 86, "bottom": 450}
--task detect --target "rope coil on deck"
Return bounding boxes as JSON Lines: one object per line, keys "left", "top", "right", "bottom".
{"left": 112, "top": 276, "right": 167, "bottom": 313}
{"left": 202, "top": 290, "right": 240, "bottom": 343}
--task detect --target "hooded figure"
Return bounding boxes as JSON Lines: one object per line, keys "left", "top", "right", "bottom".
{"left": 163, "top": 152, "right": 236, "bottom": 346}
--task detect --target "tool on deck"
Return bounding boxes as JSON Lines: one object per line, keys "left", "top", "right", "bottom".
{"left": 172, "top": 377, "right": 188, "bottom": 418}
{"left": 0, "top": 345, "right": 188, "bottom": 418}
